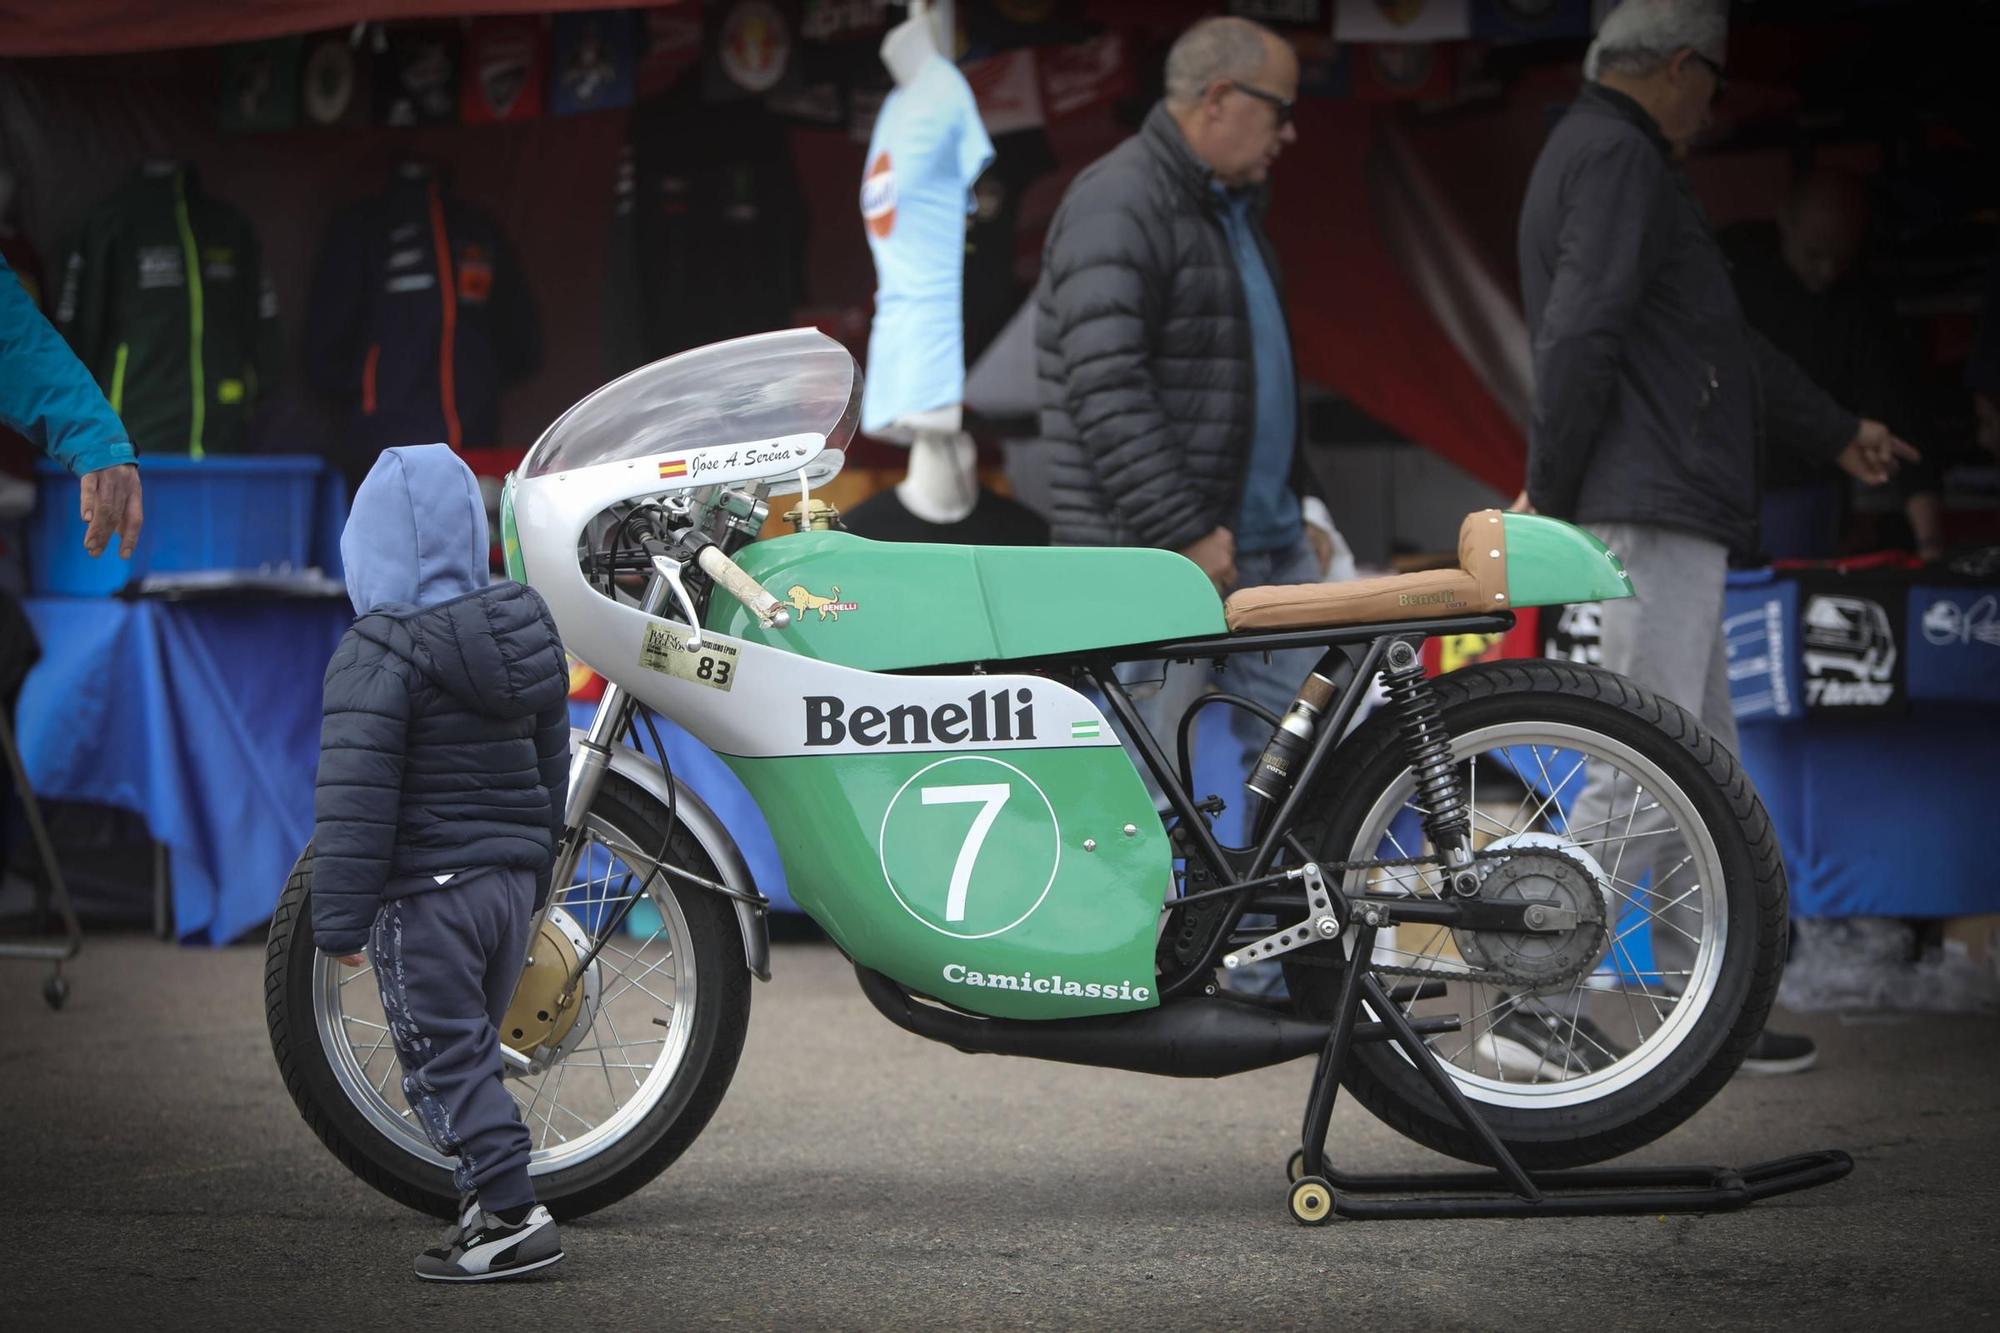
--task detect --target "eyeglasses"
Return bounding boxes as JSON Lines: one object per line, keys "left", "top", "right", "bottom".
{"left": 1228, "top": 80, "right": 1294, "bottom": 128}
{"left": 1690, "top": 52, "right": 1727, "bottom": 105}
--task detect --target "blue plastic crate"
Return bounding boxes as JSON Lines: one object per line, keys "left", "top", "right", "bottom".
{"left": 30, "top": 456, "right": 325, "bottom": 596}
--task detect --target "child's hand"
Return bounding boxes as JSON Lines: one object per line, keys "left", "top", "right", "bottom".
{"left": 335, "top": 953, "right": 367, "bottom": 967}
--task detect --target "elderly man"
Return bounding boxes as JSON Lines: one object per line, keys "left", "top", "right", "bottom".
{"left": 1518, "top": 0, "right": 1915, "bottom": 1075}
{"left": 1035, "top": 15, "right": 1334, "bottom": 788}
{"left": 1722, "top": 169, "right": 1942, "bottom": 560}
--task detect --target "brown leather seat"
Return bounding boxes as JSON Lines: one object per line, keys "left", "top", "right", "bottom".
{"left": 1224, "top": 510, "right": 1511, "bottom": 631}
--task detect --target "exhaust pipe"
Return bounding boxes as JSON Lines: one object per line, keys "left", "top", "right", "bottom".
{"left": 854, "top": 966, "right": 1332, "bottom": 1078}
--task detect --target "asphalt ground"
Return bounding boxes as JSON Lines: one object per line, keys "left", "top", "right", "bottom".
{"left": 3, "top": 935, "right": 1996, "bottom": 1331}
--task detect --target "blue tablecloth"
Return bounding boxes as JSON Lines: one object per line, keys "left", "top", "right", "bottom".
{"left": 17, "top": 595, "right": 795, "bottom": 945}
{"left": 19, "top": 596, "right": 354, "bottom": 944}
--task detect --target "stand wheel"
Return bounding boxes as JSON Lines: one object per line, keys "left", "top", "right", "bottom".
{"left": 1288, "top": 1176, "right": 1335, "bottom": 1226}
{"left": 1286, "top": 1149, "right": 1308, "bottom": 1183}
{"left": 43, "top": 974, "right": 69, "bottom": 1010}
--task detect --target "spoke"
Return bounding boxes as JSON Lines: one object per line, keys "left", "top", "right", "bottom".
{"left": 374, "top": 1053, "right": 398, "bottom": 1097}
{"left": 1550, "top": 802, "right": 1666, "bottom": 844}
{"left": 340, "top": 966, "right": 375, "bottom": 988}
{"left": 1522, "top": 748, "right": 1587, "bottom": 837}
{"left": 1609, "top": 934, "right": 1670, "bottom": 1024}
{"left": 598, "top": 945, "right": 678, "bottom": 1010}
{"left": 597, "top": 1008, "right": 648, "bottom": 1092}
{"left": 342, "top": 1016, "right": 390, "bottom": 1033}
{"left": 1608, "top": 778, "right": 1647, "bottom": 890}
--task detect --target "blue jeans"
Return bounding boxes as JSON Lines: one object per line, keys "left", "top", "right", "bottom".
{"left": 1113, "top": 539, "right": 1325, "bottom": 997}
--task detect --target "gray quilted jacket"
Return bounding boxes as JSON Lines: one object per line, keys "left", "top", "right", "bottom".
{"left": 1034, "top": 103, "right": 1319, "bottom": 551}
{"left": 1519, "top": 84, "right": 1856, "bottom": 555}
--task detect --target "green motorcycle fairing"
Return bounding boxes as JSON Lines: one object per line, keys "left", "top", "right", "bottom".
{"left": 706, "top": 529, "right": 1226, "bottom": 671}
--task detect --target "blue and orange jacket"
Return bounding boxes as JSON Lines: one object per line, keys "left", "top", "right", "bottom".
{"left": 305, "top": 170, "right": 540, "bottom": 454}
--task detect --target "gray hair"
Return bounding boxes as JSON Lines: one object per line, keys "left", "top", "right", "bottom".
{"left": 1164, "top": 17, "right": 1276, "bottom": 107}
{"left": 1585, "top": 0, "right": 1727, "bottom": 81}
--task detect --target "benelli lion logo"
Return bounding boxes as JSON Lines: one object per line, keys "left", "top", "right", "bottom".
{"left": 786, "top": 584, "right": 859, "bottom": 621}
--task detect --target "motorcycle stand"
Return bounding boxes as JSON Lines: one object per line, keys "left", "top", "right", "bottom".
{"left": 1286, "top": 923, "right": 1854, "bottom": 1224}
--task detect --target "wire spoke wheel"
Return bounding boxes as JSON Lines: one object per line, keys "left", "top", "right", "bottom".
{"left": 269, "top": 771, "right": 751, "bottom": 1219}
{"left": 1287, "top": 662, "right": 1785, "bottom": 1170}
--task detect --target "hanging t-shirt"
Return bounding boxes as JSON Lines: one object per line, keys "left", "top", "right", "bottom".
{"left": 842, "top": 485, "right": 1049, "bottom": 548}
{"left": 859, "top": 53, "right": 994, "bottom": 435}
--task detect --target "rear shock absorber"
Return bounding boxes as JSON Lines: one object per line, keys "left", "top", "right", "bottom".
{"left": 1381, "top": 639, "right": 1481, "bottom": 896}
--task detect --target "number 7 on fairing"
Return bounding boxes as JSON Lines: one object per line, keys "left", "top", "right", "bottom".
{"left": 921, "top": 783, "right": 1012, "bottom": 922}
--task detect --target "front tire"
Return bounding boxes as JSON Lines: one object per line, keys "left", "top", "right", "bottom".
{"left": 266, "top": 772, "right": 752, "bottom": 1218}
{"left": 1286, "top": 660, "right": 1787, "bottom": 1170}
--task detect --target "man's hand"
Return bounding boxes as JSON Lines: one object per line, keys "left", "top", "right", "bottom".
{"left": 1179, "top": 526, "right": 1237, "bottom": 595}
{"left": 1508, "top": 491, "right": 1537, "bottom": 514}
{"left": 334, "top": 953, "right": 367, "bottom": 968}
{"left": 1305, "top": 522, "right": 1333, "bottom": 575}
{"left": 1836, "top": 420, "right": 1919, "bottom": 487}
{"left": 79, "top": 462, "right": 143, "bottom": 558}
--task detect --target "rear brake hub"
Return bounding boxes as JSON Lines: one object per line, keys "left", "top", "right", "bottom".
{"left": 1455, "top": 833, "right": 1610, "bottom": 994}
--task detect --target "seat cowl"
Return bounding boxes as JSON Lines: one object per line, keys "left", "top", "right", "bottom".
{"left": 1225, "top": 509, "right": 1511, "bottom": 632}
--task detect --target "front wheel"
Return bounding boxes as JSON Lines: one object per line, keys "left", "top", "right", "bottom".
{"left": 1286, "top": 660, "right": 1787, "bottom": 1170}
{"left": 266, "top": 772, "right": 752, "bottom": 1218}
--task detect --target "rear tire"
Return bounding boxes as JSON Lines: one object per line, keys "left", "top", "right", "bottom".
{"left": 266, "top": 773, "right": 752, "bottom": 1218}
{"left": 1285, "top": 661, "right": 1786, "bottom": 1170}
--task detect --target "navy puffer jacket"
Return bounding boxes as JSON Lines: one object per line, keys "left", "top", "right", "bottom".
{"left": 311, "top": 445, "right": 569, "bottom": 955}
{"left": 1033, "top": 103, "right": 1319, "bottom": 551}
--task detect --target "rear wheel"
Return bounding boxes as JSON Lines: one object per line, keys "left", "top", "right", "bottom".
{"left": 266, "top": 772, "right": 751, "bottom": 1218}
{"left": 1285, "top": 660, "right": 1787, "bottom": 1169}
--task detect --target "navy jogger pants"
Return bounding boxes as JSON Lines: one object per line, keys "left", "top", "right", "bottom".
{"left": 370, "top": 865, "right": 538, "bottom": 1213}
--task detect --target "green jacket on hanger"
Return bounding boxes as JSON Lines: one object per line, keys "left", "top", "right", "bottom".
{"left": 53, "top": 163, "right": 280, "bottom": 457}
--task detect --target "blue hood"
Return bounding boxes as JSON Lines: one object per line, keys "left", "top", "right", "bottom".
{"left": 341, "top": 445, "right": 490, "bottom": 616}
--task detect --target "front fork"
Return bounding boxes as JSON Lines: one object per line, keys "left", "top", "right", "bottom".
{"left": 519, "top": 571, "right": 672, "bottom": 970}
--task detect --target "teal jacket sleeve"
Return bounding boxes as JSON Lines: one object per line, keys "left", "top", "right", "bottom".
{"left": 1, "top": 255, "right": 136, "bottom": 476}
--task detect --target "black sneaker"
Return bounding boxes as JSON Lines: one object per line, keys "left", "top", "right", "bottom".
{"left": 415, "top": 1205, "right": 563, "bottom": 1282}
{"left": 1740, "top": 1029, "right": 1818, "bottom": 1076}
{"left": 1483, "top": 1008, "right": 1625, "bottom": 1079}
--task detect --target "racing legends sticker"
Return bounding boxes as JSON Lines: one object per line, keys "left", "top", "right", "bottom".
{"left": 640, "top": 624, "right": 739, "bottom": 692}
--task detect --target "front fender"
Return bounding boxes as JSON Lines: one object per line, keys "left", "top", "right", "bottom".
{"left": 576, "top": 729, "right": 772, "bottom": 981}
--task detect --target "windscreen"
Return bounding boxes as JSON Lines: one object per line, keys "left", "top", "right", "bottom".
{"left": 521, "top": 328, "right": 861, "bottom": 481}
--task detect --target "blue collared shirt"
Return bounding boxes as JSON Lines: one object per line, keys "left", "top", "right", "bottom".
{"left": 1213, "top": 187, "right": 1300, "bottom": 553}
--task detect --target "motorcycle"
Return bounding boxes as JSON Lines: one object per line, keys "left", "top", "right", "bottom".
{"left": 268, "top": 328, "right": 1834, "bottom": 1226}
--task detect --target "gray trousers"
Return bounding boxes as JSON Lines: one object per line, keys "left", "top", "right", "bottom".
{"left": 371, "top": 865, "right": 538, "bottom": 1212}
{"left": 1565, "top": 522, "right": 1737, "bottom": 993}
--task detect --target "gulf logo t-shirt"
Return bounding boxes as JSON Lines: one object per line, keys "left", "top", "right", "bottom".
{"left": 858, "top": 53, "right": 994, "bottom": 435}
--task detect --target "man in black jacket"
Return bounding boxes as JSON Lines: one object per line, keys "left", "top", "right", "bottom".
{"left": 312, "top": 444, "right": 569, "bottom": 1280}
{"left": 1035, "top": 17, "right": 1334, "bottom": 785}
{"left": 1518, "top": 0, "right": 1914, "bottom": 1076}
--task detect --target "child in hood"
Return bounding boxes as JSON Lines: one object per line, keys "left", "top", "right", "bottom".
{"left": 312, "top": 444, "right": 570, "bottom": 1282}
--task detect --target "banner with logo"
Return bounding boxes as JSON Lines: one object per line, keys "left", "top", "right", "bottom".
{"left": 1722, "top": 573, "right": 1803, "bottom": 722}
{"left": 219, "top": 37, "right": 301, "bottom": 134}
{"left": 1908, "top": 585, "right": 2000, "bottom": 704}
{"left": 704, "top": 0, "right": 803, "bottom": 102}
{"left": 300, "top": 31, "right": 370, "bottom": 128}
{"left": 1471, "top": 0, "right": 1592, "bottom": 41}
{"left": 1541, "top": 601, "right": 1602, "bottom": 667}
{"left": 1796, "top": 573, "right": 1906, "bottom": 716}
{"left": 461, "top": 17, "right": 545, "bottom": 125}
{"left": 964, "top": 47, "right": 1045, "bottom": 135}
{"left": 638, "top": 5, "right": 705, "bottom": 97}
{"left": 1334, "top": 0, "right": 1473, "bottom": 42}
{"left": 1038, "top": 31, "right": 1134, "bottom": 121}
{"left": 552, "top": 10, "right": 638, "bottom": 116}
{"left": 375, "top": 24, "right": 461, "bottom": 127}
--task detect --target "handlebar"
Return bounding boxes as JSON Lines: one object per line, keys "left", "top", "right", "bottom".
{"left": 696, "top": 544, "right": 793, "bottom": 630}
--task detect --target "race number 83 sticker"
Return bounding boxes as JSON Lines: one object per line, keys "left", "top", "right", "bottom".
{"left": 640, "top": 624, "right": 738, "bottom": 692}
{"left": 877, "top": 755, "right": 1061, "bottom": 940}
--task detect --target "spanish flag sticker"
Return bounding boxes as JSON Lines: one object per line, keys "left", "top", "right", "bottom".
{"left": 658, "top": 458, "right": 689, "bottom": 479}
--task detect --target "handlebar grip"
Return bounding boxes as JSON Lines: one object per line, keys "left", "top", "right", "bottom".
{"left": 697, "top": 545, "right": 792, "bottom": 629}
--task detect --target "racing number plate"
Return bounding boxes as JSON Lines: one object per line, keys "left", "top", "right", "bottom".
{"left": 640, "top": 625, "right": 739, "bottom": 692}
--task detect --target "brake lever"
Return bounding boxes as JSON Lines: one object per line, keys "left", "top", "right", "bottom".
{"left": 645, "top": 547, "right": 705, "bottom": 651}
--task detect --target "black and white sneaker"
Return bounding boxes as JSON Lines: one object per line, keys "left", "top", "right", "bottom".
{"left": 414, "top": 1205, "right": 563, "bottom": 1283}
{"left": 1739, "top": 1029, "right": 1818, "bottom": 1076}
